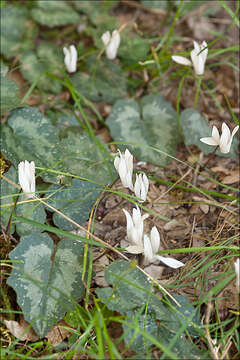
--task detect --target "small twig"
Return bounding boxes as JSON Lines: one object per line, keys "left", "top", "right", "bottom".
{"left": 205, "top": 299, "right": 219, "bottom": 360}
{"left": 156, "top": 168, "right": 192, "bottom": 201}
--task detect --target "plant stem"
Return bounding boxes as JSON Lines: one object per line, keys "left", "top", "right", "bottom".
{"left": 194, "top": 75, "right": 203, "bottom": 108}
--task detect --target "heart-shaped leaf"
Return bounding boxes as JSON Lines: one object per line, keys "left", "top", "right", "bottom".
{"left": 31, "top": 0, "right": 80, "bottom": 27}
{"left": 7, "top": 233, "right": 86, "bottom": 337}
{"left": 96, "top": 260, "right": 166, "bottom": 319}
{"left": 0, "top": 166, "right": 18, "bottom": 234}
{"left": 20, "top": 41, "right": 63, "bottom": 94}
{"left": 0, "top": 71, "right": 21, "bottom": 114}
{"left": 0, "top": 7, "right": 32, "bottom": 59}
{"left": 47, "top": 179, "right": 101, "bottom": 231}
{"left": 3, "top": 107, "right": 116, "bottom": 186}
{"left": 106, "top": 94, "right": 180, "bottom": 166}
{"left": 15, "top": 195, "right": 46, "bottom": 236}
{"left": 118, "top": 36, "right": 150, "bottom": 66}
{"left": 72, "top": 56, "right": 127, "bottom": 104}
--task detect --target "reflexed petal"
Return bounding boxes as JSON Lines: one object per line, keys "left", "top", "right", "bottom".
{"left": 200, "top": 41, "right": 208, "bottom": 63}
{"left": 200, "top": 137, "right": 219, "bottom": 146}
{"left": 171, "top": 56, "right": 191, "bottom": 66}
{"left": 125, "top": 245, "right": 143, "bottom": 254}
{"left": 123, "top": 209, "right": 134, "bottom": 240}
{"left": 143, "top": 234, "right": 153, "bottom": 264}
{"left": 193, "top": 40, "right": 200, "bottom": 53}
{"left": 150, "top": 226, "right": 160, "bottom": 254}
{"left": 114, "top": 156, "right": 120, "bottom": 171}
{"left": 191, "top": 49, "right": 204, "bottom": 75}
{"left": 101, "top": 31, "right": 111, "bottom": 46}
{"left": 142, "top": 173, "right": 149, "bottom": 194}
{"left": 112, "top": 30, "right": 121, "bottom": 49}
{"left": 232, "top": 125, "right": 239, "bottom": 137}
{"left": 220, "top": 123, "right": 231, "bottom": 153}
{"left": 134, "top": 175, "right": 141, "bottom": 199}
{"left": 212, "top": 126, "right": 220, "bottom": 142}
{"left": 156, "top": 256, "right": 185, "bottom": 268}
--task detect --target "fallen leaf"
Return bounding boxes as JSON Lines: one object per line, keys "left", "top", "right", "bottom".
{"left": 4, "top": 319, "right": 39, "bottom": 341}
{"left": 222, "top": 171, "right": 240, "bottom": 184}
{"left": 46, "top": 320, "right": 71, "bottom": 345}
{"left": 210, "top": 166, "right": 230, "bottom": 175}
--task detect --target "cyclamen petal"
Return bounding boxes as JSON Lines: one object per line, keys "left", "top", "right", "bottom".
{"left": 63, "top": 45, "right": 77, "bottom": 73}
{"left": 143, "top": 235, "right": 153, "bottom": 264}
{"left": 114, "top": 149, "right": 133, "bottom": 190}
{"left": 150, "top": 226, "right": 160, "bottom": 254}
{"left": 200, "top": 122, "right": 239, "bottom": 154}
{"left": 155, "top": 255, "right": 185, "bottom": 269}
{"left": 200, "top": 136, "right": 219, "bottom": 146}
{"left": 18, "top": 160, "right": 36, "bottom": 199}
{"left": 102, "top": 29, "right": 120, "bottom": 60}
{"left": 171, "top": 56, "right": 192, "bottom": 66}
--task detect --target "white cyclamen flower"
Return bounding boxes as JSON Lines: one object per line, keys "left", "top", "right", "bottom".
{"left": 200, "top": 123, "right": 239, "bottom": 154}
{"left": 134, "top": 173, "right": 149, "bottom": 202}
{"left": 18, "top": 160, "right": 36, "bottom": 199}
{"left": 234, "top": 258, "right": 240, "bottom": 293}
{"left": 123, "top": 206, "right": 149, "bottom": 254}
{"left": 172, "top": 40, "right": 208, "bottom": 75}
{"left": 114, "top": 149, "right": 134, "bottom": 191}
{"left": 143, "top": 226, "right": 185, "bottom": 268}
{"left": 101, "top": 29, "right": 120, "bottom": 60}
{"left": 63, "top": 45, "right": 77, "bottom": 73}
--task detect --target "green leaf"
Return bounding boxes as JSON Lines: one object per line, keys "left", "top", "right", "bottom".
{"left": 118, "top": 36, "right": 150, "bottom": 66}
{"left": 7, "top": 233, "right": 85, "bottom": 337}
{"left": 5, "top": 107, "right": 61, "bottom": 183}
{"left": 2, "top": 107, "right": 116, "bottom": 185}
{"left": 20, "top": 41, "right": 63, "bottom": 94}
{"left": 123, "top": 309, "right": 159, "bottom": 354}
{"left": 0, "top": 166, "right": 18, "bottom": 234}
{"left": 96, "top": 260, "right": 166, "bottom": 318}
{"left": 106, "top": 94, "right": 180, "bottom": 166}
{"left": 0, "top": 7, "right": 31, "bottom": 59}
{"left": 72, "top": 55, "right": 127, "bottom": 104}
{"left": 157, "top": 325, "right": 208, "bottom": 359}
{"left": 180, "top": 108, "right": 239, "bottom": 158}
{"left": 47, "top": 179, "right": 101, "bottom": 231}
{"left": 168, "top": 295, "right": 201, "bottom": 337}
{"left": 60, "top": 131, "right": 117, "bottom": 184}
{"left": 31, "top": 0, "right": 80, "bottom": 27}
{"left": 0, "top": 72, "right": 21, "bottom": 114}
{"left": 15, "top": 195, "right": 46, "bottom": 236}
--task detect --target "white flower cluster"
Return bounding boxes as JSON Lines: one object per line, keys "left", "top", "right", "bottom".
{"left": 123, "top": 206, "right": 185, "bottom": 268}
{"left": 114, "top": 149, "right": 149, "bottom": 202}
{"left": 63, "top": 29, "right": 121, "bottom": 73}
{"left": 172, "top": 40, "right": 208, "bottom": 76}
{"left": 200, "top": 122, "right": 239, "bottom": 154}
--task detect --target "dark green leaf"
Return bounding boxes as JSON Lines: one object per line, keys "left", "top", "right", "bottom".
{"left": 31, "top": 0, "right": 80, "bottom": 27}
{"left": 72, "top": 55, "right": 127, "bottom": 104}
{"left": 106, "top": 95, "right": 180, "bottom": 166}
{"left": 47, "top": 179, "right": 101, "bottom": 231}
{"left": 7, "top": 233, "right": 85, "bottom": 337}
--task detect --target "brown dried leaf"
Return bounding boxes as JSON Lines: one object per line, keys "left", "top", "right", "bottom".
{"left": 222, "top": 171, "right": 240, "bottom": 184}
{"left": 4, "top": 319, "right": 39, "bottom": 342}
{"left": 46, "top": 320, "right": 71, "bottom": 345}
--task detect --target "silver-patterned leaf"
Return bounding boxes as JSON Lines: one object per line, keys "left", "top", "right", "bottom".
{"left": 7, "top": 233, "right": 85, "bottom": 337}
{"left": 106, "top": 95, "right": 180, "bottom": 166}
